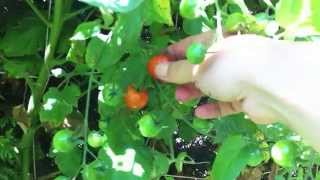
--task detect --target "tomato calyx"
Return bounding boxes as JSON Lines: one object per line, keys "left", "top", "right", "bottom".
{"left": 124, "top": 85, "right": 148, "bottom": 110}
{"left": 147, "top": 54, "right": 174, "bottom": 79}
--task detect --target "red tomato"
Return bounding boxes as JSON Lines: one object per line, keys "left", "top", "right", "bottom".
{"left": 124, "top": 85, "right": 148, "bottom": 110}
{"left": 147, "top": 54, "right": 173, "bottom": 79}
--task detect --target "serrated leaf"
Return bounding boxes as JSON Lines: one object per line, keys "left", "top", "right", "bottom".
{"left": 175, "top": 152, "right": 188, "bottom": 172}
{"left": 40, "top": 85, "right": 81, "bottom": 126}
{"left": 151, "top": 151, "right": 170, "bottom": 178}
{"left": 211, "top": 135, "right": 251, "bottom": 180}
{"left": 70, "top": 20, "right": 101, "bottom": 41}
{"left": 275, "top": 0, "right": 304, "bottom": 28}
{"left": 3, "top": 56, "right": 42, "bottom": 79}
{"left": 55, "top": 149, "right": 82, "bottom": 177}
{"left": 0, "top": 17, "right": 46, "bottom": 57}
{"left": 79, "top": 0, "right": 144, "bottom": 13}
{"left": 85, "top": 8, "right": 143, "bottom": 71}
{"left": 92, "top": 144, "right": 153, "bottom": 179}
{"left": 214, "top": 113, "right": 257, "bottom": 143}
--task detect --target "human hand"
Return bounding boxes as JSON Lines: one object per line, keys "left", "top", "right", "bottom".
{"left": 155, "top": 31, "right": 320, "bottom": 150}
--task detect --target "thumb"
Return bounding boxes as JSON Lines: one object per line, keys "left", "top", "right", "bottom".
{"left": 155, "top": 60, "right": 199, "bottom": 84}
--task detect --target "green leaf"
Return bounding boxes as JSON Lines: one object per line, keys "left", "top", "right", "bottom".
{"left": 211, "top": 135, "right": 251, "bottom": 180}
{"left": 92, "top": 144, "right": 153, "bottom": 179}
{"left": 275, "top": 0, "right": 304, "bottom": 28}
{"left": 85, "top": 35, "right": 108, "bottom": 69}
{"left": 3, "top": 56, "right": 42, "bottom": 79}
{"left": 151, "top": 151, "right": 170, "bottom": 178}
{"left": 70, "top": 20, "right": 101, "bottom": 41}
{"left": 86, "top": 8, "right": 143, "bottom": 71}
{"left": 55, "top": 148, "right": 82, "bottom": 177}
{"left": 67, "top": 40, "right": 86, "bottom": 63}
{"left": 0, "top": 17, "right": 46, "bottom": 57}
{"left": 79, "top": 0, "right": 144, "bottom": 13}
{"left": 175, "top": 152, "right": 188, "bottom": 172}
{"left": 150, "top": 0, "right": 173, "bottom": 26}
{"left": 183, "top": 18, "right": 203, "bottom": 35}
{"left": 40, "top": 85, "right": 80, "bottom": 126}
{"left": 311, "top": 0, "right": 320, "bottom": 31}
{"left": 214, "top": 113, "right": 257, "bottom": 143}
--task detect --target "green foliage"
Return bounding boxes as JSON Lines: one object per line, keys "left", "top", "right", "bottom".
{"left": 1, "top": 0, "right": 320, "bottom": 180}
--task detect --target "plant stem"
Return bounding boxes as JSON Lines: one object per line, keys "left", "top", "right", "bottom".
{"left": 22, "top": 1, "right": 71, "bottom": 179}
{"left": 25, "top": 0, "right": 51, "bottom": 27}
{"left": 82, "top": 70, "right": 94, "bottom": 166}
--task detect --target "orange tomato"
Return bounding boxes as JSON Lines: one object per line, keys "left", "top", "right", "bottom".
{"left": 124, "top": 85, "right": 148, "bottom": 110}
{"left": 147, "top": 54, "right": 173, "bottom": 79}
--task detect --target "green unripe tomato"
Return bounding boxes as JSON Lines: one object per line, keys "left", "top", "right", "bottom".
{"left": 53, "top": 129, "right": 76, "bottom": 153}
{"left": 138, "top": 114, "right": 161, "bottom": 138}
{"left": 246, "top": 146, "right": 264, "bottom": 167}
{"left": 271, "top": 140, "right": 298, "bottom": 167}
{"left": 179, "top": 0, "right": 201, "bottom": 19}
{"left": 102, "top": 83, "right": 123, "bottom": 107}
{"left": 88, "top": 131, "right": 107, "bottom": 148}
{"left": 186, "top": 43, "right": 206, "bottom": 64}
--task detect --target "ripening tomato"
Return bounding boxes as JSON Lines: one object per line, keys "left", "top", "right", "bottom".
{"left": 147, "top": 54, "right": 173, "bottom": 79}
{"left": 124, "top": 85, "right": 148, "bottom": 110}
{"left": 87, "top": 131, "right": 107, "bottom": 148}
{"left": 186, "top": 42, "right": 206, "bottom": 64}
{"left": 271, "top": 140, "right": 298, "bottom": 167}
{"left": 53, "top": 129, "right": 76, "bottom": 153}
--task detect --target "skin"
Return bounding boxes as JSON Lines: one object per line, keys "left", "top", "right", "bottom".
{"left": 155, "top": 31, "right": 320, "bottom": 151}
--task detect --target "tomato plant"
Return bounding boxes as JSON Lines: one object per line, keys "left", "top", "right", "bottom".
{"left": 1, "top": 0, "right": 320, "bottom": 180}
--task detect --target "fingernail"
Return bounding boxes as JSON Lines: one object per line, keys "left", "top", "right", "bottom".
{"left": 195, "top": 104, "right": 220, "bottom": 119}
{"left": 155, "top": 62, "right": 169, "bottom": 80}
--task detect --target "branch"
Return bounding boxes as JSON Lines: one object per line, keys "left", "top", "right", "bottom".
{"left": 25, "top": 0, "right": 51, "bottom": 27}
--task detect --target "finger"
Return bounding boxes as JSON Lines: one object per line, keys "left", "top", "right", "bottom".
{"left": 195, "top": 102, "right": 242, "bottom": 119}
{"left": 155, "top": 60, "right": 199, "bottom": 84}
{"left": 175, "top": 84, "right": 203, "bottom": 102}
{"left": 167, "top": 31, "right": 214, "bottom": 59}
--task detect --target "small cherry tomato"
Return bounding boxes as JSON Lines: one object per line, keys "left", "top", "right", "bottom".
{"left": 87, "top": 131, "right": 107, "bottom": 148}
{"left": 124, "top": 85, "right": 148, "bottom": 110}
{"left": 147, "top": 54, "right": 173, "bottom": 79}
{"left": 246, "top": 145, "right": 264, "bottom": 167}
{"left": 53, "top": 129, "right": 76, "bottom": 153}
{"left": 186, "top": 42, "right": 206, "bottom": 64}
{"left": 179, "top": 0, "right": 201, "bottom": 19}
{"left": 271, "top": 140, "right": 298, "bottom": 167}
{"left": 138, "top": 114, "right": 161, "bottom": 138}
